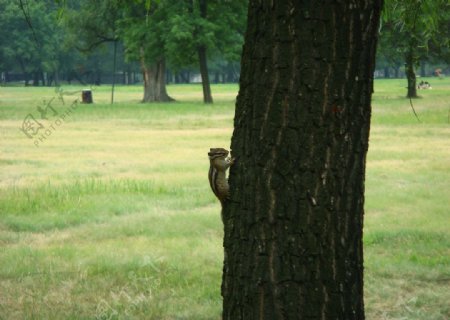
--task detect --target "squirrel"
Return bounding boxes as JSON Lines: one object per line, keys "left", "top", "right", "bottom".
{"left": 208, "top": 148, "right": 234, "bottom": 216}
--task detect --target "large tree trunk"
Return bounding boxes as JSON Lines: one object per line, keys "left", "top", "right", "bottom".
{"left": 141, "top": 57, "right": 173, "bottom": 103}
{"left": 222, "top": 1, "right": 382, "bottom": 319}
{"left": 405, "top": 47, "right": 418, "bottom": 98}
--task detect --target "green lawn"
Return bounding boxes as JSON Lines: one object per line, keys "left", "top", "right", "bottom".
{"left": 0, "top": 79, "right": 449, "bottom": 319}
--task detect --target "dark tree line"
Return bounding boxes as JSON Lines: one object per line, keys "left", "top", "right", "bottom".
{"left": 1, "top": 0, "right": 448, "bottom": 103}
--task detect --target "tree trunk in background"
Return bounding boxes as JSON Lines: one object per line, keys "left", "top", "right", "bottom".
{"left": 198, "top": 0, "right": 213, "bottom": 104}
{"left": 384, "top": 67, "right": 390, "bottom": 78}
{"left": 184, "top": 71, "right": 191, "bottom": 83}
{"left": 111, "top": 40, "right": 118, "bottom": 104}
{"left": 32, "top": 72, "right": 38, "bottom": 86}
{"left": 405, "top": 47, "right": 417, "bottom": 98}
{"left": 198, "top": 45, "right": 213, "bottom": 103}
{"left": 222, "top": 1, "right": 382, "bottom": 319}
{"left": 141, "top": 57, "right": 173, "bottom": 103}
{"left": 226, "top": 62, "right": 238, "bottom": 83}
{"left": 214, "top": 71, "right": 220, "bottom": 84}
{"left": 420, "top": 60, "right": 426, "bottom": 77}
{"left": 394, "top": 66, "right": 400, "bottom": 78}
{"left": 41, "top": 71, "right": 46, "bottom": 86}
{"left": 166, "top": 69, "right": 173, "bottom": 84}
{"left": 54, "top": 70, "right": 60, "bottom": 87}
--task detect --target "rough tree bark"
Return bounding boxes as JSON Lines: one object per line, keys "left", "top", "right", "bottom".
{"left": 222, "top": 1, "right": 383, "bottom": 319}
{"left": 140, "top": 56, "right": 173, "bottom": 103}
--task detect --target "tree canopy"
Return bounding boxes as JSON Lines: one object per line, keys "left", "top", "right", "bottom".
{"left": 380, "top": 0, "right": 450, "bottom": 97}
{"left": 0, "top": 0, "right": 69, "bottom": 85}
{"left": 61, "top": 0, "right": 247, "bottom": 102}
{"left": 0, "top": 0, "right": 448, "bottom": 102}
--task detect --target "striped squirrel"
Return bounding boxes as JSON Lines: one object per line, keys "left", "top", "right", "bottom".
{"left": 208, "top": 148, "right": 234, "bottom": 210}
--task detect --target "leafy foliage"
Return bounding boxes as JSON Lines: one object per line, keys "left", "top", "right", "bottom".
{"left": 63, "top": 0, "right": 122, "bottom": 51}
{"left": 0, "top": 0, "right": 67, "bottom": 83}
{"left": 380, "top": 0, "right": 449, "bottom": 97}
{"left": 380, "top": 0, "right": 450, "bottom": 64}
{"left": 63, "top": 0, "right": 246, "bottom": 72}
{"left": 163, "top": 0, "right": 247, "bottom": 71}
{"left": 119, "top": 0, "right": 169, "bottom": 64}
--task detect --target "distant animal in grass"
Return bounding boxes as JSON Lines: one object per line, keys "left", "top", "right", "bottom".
{"left": 417, "top": 81, "right": 432, "bottom": 89}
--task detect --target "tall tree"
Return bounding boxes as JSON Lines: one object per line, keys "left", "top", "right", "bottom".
{"left": 196, "top": 0, "right": 213, "bottom": 103}
{"left": 222, "top": 1, "right": 382, "bottom": 319}
{"left": 382, "top": 0, "right": 449, "bottom": 98}
{"left": 121, "top": 1, "right": 173, "bottom": 102}
{"left": 61, "top": 0, "right": 170, "bottom": 101}
{"left": 164, "top": 0, "right": 247, "bottom": 103}
{"left": 0, "top": 0, "right": 68, "bottom": 86}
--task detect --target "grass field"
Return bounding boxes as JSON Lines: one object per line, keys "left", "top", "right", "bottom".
{"left": 0, "top": 78, "right": 449, "bottom": 319}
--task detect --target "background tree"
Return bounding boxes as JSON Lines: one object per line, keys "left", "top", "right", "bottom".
{"left": 164, "top": 0, "right": 247, "bottom": 103}
{"left": 120, "top": 1, "right": 174, "bottom": 102}
{"left": 222, "top": 1, "right": 382, "bottom": 318}
{"left": 426, "top": 9, "right": 450, "bottom": 71}
{"left": 64, "top": 0, "right": 122, "bottom": 102}
{"left": 57, "top": 0, "right": 172, "bottom": 101}
{"left": 194, "top": 0, "right": 214, "bottom": 104}
{"left": 376, "top": 22, "right": 405, "bottom": 78}
{"left": 382, "top": 0, "right": 449, "bottom": 98}
{"left": 0, "top": 0, "right": 68, "bottom": 86}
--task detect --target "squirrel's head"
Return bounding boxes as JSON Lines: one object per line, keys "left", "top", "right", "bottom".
{"left": 208, "top": 148, "right": 229, "bottom": 160}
